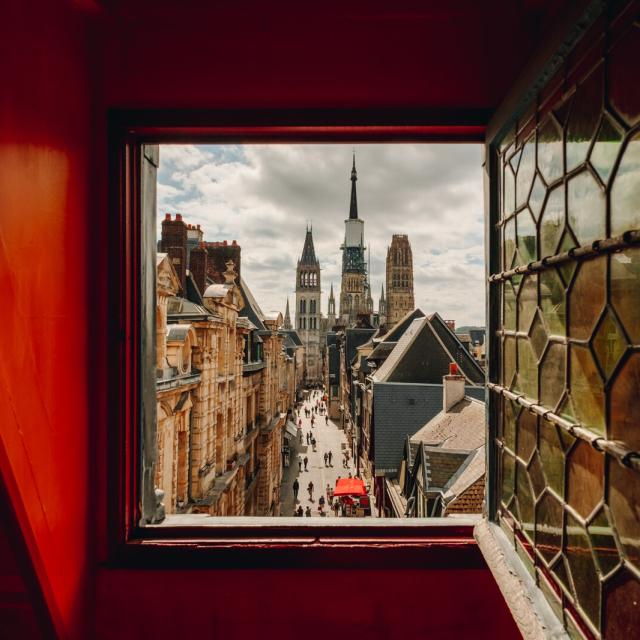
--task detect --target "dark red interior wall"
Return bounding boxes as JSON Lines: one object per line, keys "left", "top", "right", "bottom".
{"left": 0, "top": 0, "right": 571, "bottom": 637}
{"left": 96, "top": 568, "right": 520, "bottom": 640}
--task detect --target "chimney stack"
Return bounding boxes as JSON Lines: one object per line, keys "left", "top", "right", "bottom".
{"left": 189, "top": 243, "right": 208, "bottom": 296}
{"left": 160, "top": 213, "right": 188, "bottom": 291}
{"left": 443, "top": 363, "right": 465, "bottom": 412}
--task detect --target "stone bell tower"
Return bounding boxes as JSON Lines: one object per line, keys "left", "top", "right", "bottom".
{"left": 295, "top": 226, "right": 322, "bottom": 382}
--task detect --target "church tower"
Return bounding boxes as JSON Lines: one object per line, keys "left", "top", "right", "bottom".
{"left": 378, "top": 284, "right": 387, "bottom": 327}
{"left": 283, "top": 297, "right": 292, "bottom": 330}
{"left": 386, "top": 234, "right": 415, "bottom": 326}
{"left": 339, "top": 154, "right": 369, "bottom": 325}
{"left": 327, "top": 283, "right": 336, "bottom": 330}
{"left": 295, "top": 226, "right": 322, "bottom": 382}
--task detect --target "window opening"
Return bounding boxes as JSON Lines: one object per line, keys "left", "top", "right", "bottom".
{"left": 146, "top": 142, "right": 488, "bottom": 526}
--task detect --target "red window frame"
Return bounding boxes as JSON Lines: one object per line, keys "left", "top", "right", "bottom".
{"left": 107, "top": 108, "right": 489, "bottom": 567}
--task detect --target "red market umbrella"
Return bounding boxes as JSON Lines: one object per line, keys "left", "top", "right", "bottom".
{"left": 333, "top": 478, "right": 367, "bottom": 497}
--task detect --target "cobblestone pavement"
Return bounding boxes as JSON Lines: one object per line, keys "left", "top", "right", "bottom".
{"left": 280, "top": 390, "right": 362, "bottom": 518}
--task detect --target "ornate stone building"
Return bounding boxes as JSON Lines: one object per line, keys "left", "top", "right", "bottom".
{"left": 339, "top": 155, "right": 371, "bottom": 325}
{"left": 156, "top": 221, "right": 300, "bottom": 518}
{"left": 295, "top": 227, "right": 322, "bottom": 383}
{"left": 385, "top": 234, "right": 415, "bottom": 327}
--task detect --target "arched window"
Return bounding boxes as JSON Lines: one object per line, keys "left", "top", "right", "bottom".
{"left": 300, "top": 299, "right": 306, "bottom": 314}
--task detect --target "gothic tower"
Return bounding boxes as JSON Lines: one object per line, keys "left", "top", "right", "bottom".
{"left": 386, "top": 234, "right": 415, "bottom": 326}
{"left": 327, "top": 283, "right": 336, "bottom": 330}
{"left": 339, "top": 154, "right": 369, "bottom": 325}
{"left": 283, "top": 297, "right": 292, "bottom": 330}
{"left": 295, "top": 226, "right": 322, "bottom": 382}
{"left": 378, "top": 283, "right": 387, "bottom": 327}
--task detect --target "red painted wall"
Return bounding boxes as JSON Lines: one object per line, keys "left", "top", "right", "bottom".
{"left": 1, "top": 1, "right": 568, "bottom": 637}
{"left": 0, "top": 1, "right": 95, "bottom": 637}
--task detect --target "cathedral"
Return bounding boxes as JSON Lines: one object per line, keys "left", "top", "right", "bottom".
{"left": 294, "top": 226, "right": 323, "bottom": 382}
{"left": 339, "top": 154, "right": 373, "bottom": 325}
{"left": 385, "top": 234, "right": 415, "bottom": 326}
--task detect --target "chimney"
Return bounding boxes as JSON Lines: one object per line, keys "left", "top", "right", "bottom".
{"left": 190, "top": 243, "right": 208, "bottom": 296}
{"left": 160, "top": 213, "right": 188, "bottom": 291}
{"left": 176, "top": 213, "right": 183, "bottom": 221}
{"left": 443, "top": 363, "right": 465, "bottom": 412}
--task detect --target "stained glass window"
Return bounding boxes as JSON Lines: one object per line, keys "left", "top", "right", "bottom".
{"left": 492, "top": 14, "right": 640, "bottom": 638}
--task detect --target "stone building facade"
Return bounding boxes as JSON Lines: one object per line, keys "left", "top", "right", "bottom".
{"left": 295, "top": 227, "right": 322, "bottom": 383}
{"left": 385, "top": 234, "right": 415, "bottom": 327}
{"left": 156, "top": 222, "right": 300, "bottom": 518}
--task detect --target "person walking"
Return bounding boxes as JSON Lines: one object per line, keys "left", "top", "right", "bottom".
{"left": 311, "top": 437, "right": 316, "bottom": 452}
{"left": 296, "top": 505, "right": 304, "bottom": 517}
{"left": 293, "top": 478, "right": 299, "bottom": 502}
{"left": 306, "top": 432, "right": 310, "bottom": 445}
{"left": 305, "top": 506, "right": 312, "bottom": 517}
{"left": 323, "top": 452, "right": 328, "bottom": 467}
{"left": 298, "top": 456, "right": 302, "bottom": 472}
{"left": 311, "top": 415, "right": 315, "bottom": 427}
{"left": 328, "top": 450, "right": 332, "bottom": 466}
{"left": 303, "top": 456, "right": 308, "bottom": 471}
{"left": 333, "top": 500, "right": 340, "bottom": 517}
{"left": 307, "top": 481, "right": 314, "bottom": 501}
{"left": 325, "top": 415, "right": 329, "bottom": 425}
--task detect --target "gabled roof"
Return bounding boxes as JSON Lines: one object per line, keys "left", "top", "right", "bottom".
{"left": 345, "top": 327, "right": 376, "bottom": 367}
{"left": 372, "top": 317, "right": 425, "bottom": 382}
{"left": 371, "top": 313, "right": 486, "bottom": 385}
{"left": 420, "top": 446, "right": 471, "bottom": 489}
{"left": 428, "top": 312, "right": 485, "bottom": 384}
{"left": 442, "top": 445, "right": 486, "bottom": 506}
{"left": 375, "top": 308, "right": 426, "bottom": 344}
{"left": 410, "top": 397, "right": 485, "bottom": 451}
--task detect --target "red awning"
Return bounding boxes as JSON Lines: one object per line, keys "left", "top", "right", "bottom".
{"left": 333, "top": 478, "right": 367, "bottom": 497}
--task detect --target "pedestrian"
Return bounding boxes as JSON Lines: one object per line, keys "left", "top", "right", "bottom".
{"left": 348, "top": 472, "right": 352, "bottom": 479}
{"left": 319, "top": 495, "right": 325, "bottom": 508}
{"left": 306, "top": 432, "right": 310, "bottom": 445}
{"left": 326, "top": 483, "right": 331, "bottom": 501}
{"left": 328, "top": 450, "right": 332, "bottom": 466}
{"left": 333, "top": 500, "right": 340, "bottom": 516}
{"left": 299, "top": 430, "right": 303, "bottom": 444}
{"left": 293, "top": 478, "right": 299, "bottom": 502}
{"left": 311, "top": 416, "right": 315, "bottom": 427}
{"left": 303, "top": 456, "right": 308, "bottom": 471}
{"left": 296, "top": 505, "right": 304, "bottom": 517}
{"left": 323, "top": 452, "right": 328, "bottom": 466}
{"left": 311, "top": 437, "right": 316, "bottom": 452}
{"left": 308, "top": 481, "right": 314, "bottom": 500}
{"left": 298, "top": 418, "right": 302, "bottom": 428}
{"left": 325, "top": 415, "right": 329, "bottom": 425}
{"left": 305, "top": 506, "right": 312, "bottom": 517}
{"left": 298, "top": 455, "right": 302, "bottom": 472}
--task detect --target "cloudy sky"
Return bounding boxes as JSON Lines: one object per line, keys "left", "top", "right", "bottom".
{"left": 157, "top": 144, "right": 485, "bottom": 327}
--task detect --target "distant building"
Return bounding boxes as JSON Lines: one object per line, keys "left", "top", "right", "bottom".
{"left": 339, "top": 154, "right": 371, "bottom": 325}
{"left": 295, "top": 226, "right": 323, "bottom": 383}
{"left": 385, "top": 234, "right": 415, "bottom": 327}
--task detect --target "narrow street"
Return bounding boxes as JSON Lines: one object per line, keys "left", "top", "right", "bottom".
{"left": 281, "top": 390, "right": 369, "bottom": 517}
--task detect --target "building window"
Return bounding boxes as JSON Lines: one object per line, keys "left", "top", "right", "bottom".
{"left": 489, "top": 13, "right": 640, "bottom": 637}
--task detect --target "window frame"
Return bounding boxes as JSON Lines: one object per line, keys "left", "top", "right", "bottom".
{"left": 108, "top": 107, "right": 492, "bottom": 565}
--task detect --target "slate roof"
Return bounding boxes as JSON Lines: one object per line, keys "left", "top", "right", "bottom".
{"left": 376, "top": 308, "right": 426, "bottom": 344}
{"left": 282, "top": 329, "right": 303, "bottom": 347}
{"left": 373, "top": 383, "right": 444, "bottom": 475}
{"left": 428, "top": 312, "right": 485, "bottom": 384}
{"left": 371, "top": 317, "right": 425, "bottom": 382}
{"left": 373, "top": 384, "right": 485, "bottom": 476}
{"left": 167, "top": 296, "right": 218, "bottom": 321}
{"left": 345, "top": 328, "right": 376, "bottom": 367}
{"left": 422, "top": 447, "right": 471, "bottom": 489}
{"left": 238, "top": 276, "right": 267, "bottom": 331}
{"left": 368, "top": 341, "right": 396, "bottom": 361}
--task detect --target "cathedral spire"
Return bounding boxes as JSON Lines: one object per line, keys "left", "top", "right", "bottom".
{"left": 284, "top": 297, "right": 291, "bottom": 329}
{"left": 349, "top": 152, "right": 358, "bottom": 220}
{"left": 380, "top": 283, "right": 385, "bottom": 300}
{"left": 300, "top": 226, "right": 318, "bottom": 265}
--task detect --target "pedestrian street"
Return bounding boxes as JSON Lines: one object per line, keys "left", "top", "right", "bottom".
{"left": 280, "top": 390, "right": 358, "bottom": 517}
